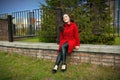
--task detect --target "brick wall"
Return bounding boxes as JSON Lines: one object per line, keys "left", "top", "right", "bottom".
{"left": 0, "top": 19, "right": 9, "bottom": 41}
{"left": 0, "top": 41, "right": 120, "bottom": 67}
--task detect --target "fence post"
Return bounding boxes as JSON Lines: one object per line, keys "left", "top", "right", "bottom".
{"left": 8, "top": 15, "right": 13, "bottom": 42}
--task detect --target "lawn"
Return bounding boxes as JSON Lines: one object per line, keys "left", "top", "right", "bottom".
{"left": 18, "top": 37, "right": 39, "bottom": 43}
{"left": 17, "top": 37, "right": 120, "bottom": 45}
{"left": 0, "top": 52, "right": 120, "bottom": 80}
{"left": 114, "top": 37, "right": 120, "bottom": 45}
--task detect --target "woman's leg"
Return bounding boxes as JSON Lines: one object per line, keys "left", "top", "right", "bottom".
{"left": 60, "top": 43, "right": 68, "bottom": 71}
{"left": 61, "top": 42, "right": 68, "bottom": 65}
{"left": 52, "top": 42, "right": 68, "bottom": 73}
{"left": 52, "top": 50, "right": 62, "bottom": 73}
{"left": 55, "top": 51, "right": 62, "bottom": 65}
{"left": 54, "top": 42, "right": 68, "bottom": 65}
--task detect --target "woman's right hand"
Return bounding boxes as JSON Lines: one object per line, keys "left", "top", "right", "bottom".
{"left": 75, "top": 46, "right": 79, "bottom": 49}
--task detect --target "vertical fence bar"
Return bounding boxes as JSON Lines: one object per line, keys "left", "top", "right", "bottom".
{"left": 38, "top": 9, "right": 40, "bottom": 34}
{"left": 18, "top": 12, "right": 20, "bottom": 36}
{"left": 118, "top": 10, "right": 120, "bottom": 36}
{"left": 33, "top": 9, "right": 41, "bottom": 36}
{"left": 8, "top": 15, "right": 13, "bottom": 42}
{"left": 29, "top": 12, "right": 32, "bottom": 35}
{"left": 118, "top": 0, "right": 120, "bottom": 37}
{"left": 20, "top": 11, "right": 23, "bottom": 36}
{"left": 40, "top": 8, "right": 43, "bottom": 37}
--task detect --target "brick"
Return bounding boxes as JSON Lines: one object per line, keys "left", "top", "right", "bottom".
{"left": 49, "top": 50, "right": 56, "bottom": 54}
{"left": 37, "top": 51, "right": 42, "bottom": 57}
{"left": 17, "top": 48, "right": 22, "bottom": 53}
{"left": 81, "top": 57, "right": 89, "bottom": 60}
{"left": 30, "top": 54, "right": 37, "bottom": 58}
{"left": 2, "top": 47, "right": 7, "bottom": 52}
{"left": 0, "top": 47, "right": 2, "bottom": 51}
{"left": 23, "top": 49, "right": 30, "bottom": 55}
{"left": 36, "top": 50, "right": 42, "bottom": 56}
{"left": 12, "top": 48, "right": 18, "bottom": 53}
{"left": 80, "top": 53, "right": 90, "bottom": 57}
{"left": 91, "top": 57, "right": 100, "bottom": 61}
{"left": 7, "top": 48, "right": 13, "bottom": 53}
{"left": 73, "top": 56, "right": 80, "bottom": 59}
{"left": 101, "top": 58, "right": 114, "bottom": 63}
{"left": 43, "top": 56, "right": 52, "bottom": 60}
{"left": 115, "top": 55, "right": 120, "bottom": 59}
{"left": 115, "top": 59, "right": 120, "bottom": 64}
{"left": 90, "top": 54, "right": 101, "bottom": 58}
{"left": 102, "top": 54, "right": 114, "bottom": 59}
{"left": 0, "top": 19, "right": 9, "bottom": 41}
{"left": 51, "top": 54, "right": 57, "bottom": 57}
{"left": 81, "top": 57, "right": 90, "bottom": 62}
{"left": 37, "top": 55, "right": 44, "bottom": 59}
{"left": 44, "top": 52, "right": 52, "bottom": 56}
{"left": 91, "top": 61, "right": 101, "bottom": 65}
{"left": 43, "top": 50, "right": 49, "bottom": 54}
{"left": 81, "top": 59, "right": 89, "bottom": 63}
{"left": 114, "top": 63, "right": 120, "bottom": 67}
{"left": 102, "top": 62, "right": 114, "bottom": 66}
{"left": 71, "top": 53, "right": 80, "bottom": 57}
{"left": 29, "top": 49, "right": 37, "bottom": 54}
{"left": 51, "top": 57, "right": 57, "bottom": 60}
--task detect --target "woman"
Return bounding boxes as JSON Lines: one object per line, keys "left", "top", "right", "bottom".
{"left": 52, "top": 14, "right": 80, "bottom": 73}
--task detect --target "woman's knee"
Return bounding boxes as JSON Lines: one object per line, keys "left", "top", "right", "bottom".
{"left": 61, "top": 43, "right": 68, "bottom": 49}
{"left": 61, "top": 45, "right": 66, "bottom": 50}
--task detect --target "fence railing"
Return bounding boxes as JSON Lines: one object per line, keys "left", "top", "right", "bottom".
{"left": 12, "top": 9, "right": 42, "bottom": 38}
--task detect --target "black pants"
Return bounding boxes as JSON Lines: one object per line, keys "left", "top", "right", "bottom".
{"left": 55, "top": 42, "right": 68, "bottom": 65}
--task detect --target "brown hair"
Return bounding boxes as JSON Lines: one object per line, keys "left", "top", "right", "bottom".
{"left": 59, "top": 13, "right": 74, "bottom": 32}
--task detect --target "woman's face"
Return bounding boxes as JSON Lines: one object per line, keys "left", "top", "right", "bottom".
{"left": 63, "top": 14, "right": 70, "bottom": 23}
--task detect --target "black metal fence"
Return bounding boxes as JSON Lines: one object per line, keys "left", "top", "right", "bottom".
{"left": 114, "top": 0, "right": 120, "bottom": 37}
{"left": 12, "top": 9, "right": 42, "bottom": 39}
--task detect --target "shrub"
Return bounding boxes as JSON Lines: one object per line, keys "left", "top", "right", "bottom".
{"left": 39, "top": 0, "right": 114, "bottom": 44}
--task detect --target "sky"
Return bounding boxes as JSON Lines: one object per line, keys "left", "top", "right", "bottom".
{"left": 0, "top": 0, "right": 46, "bottom": 14}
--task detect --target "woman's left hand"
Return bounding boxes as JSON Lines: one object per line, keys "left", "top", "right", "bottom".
{"left": 75, "top": 46, "right": 80, "bottom": 49}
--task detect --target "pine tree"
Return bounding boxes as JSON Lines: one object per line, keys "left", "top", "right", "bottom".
{"left": 39, "top": 0, "right": 114, "bottom": 44}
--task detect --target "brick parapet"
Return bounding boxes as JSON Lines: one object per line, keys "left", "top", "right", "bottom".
{"left": 0, "top": 41, "right": 120, "bottom": 67}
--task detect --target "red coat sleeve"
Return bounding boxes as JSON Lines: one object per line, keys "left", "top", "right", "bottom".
{"left": 73, "top": 24, "right": 80, "bottom": 46}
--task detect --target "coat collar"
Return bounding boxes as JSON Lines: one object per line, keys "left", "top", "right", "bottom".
{"left": 65, "top": 22, "right": 73, "bottom": 27}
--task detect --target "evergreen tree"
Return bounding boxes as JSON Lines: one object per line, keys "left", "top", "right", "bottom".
{"left": 39, "top": 0, "right": 114, "bottom": 44}
{"left": 39, "top": 2, "right": 57, "bottom": 42}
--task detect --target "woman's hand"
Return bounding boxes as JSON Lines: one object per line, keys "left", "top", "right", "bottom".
{"left": 75, "top": 46, "right": 80, "bottom": 49}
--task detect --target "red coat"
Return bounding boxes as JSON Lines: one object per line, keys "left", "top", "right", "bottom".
{"left": 58, "top": 22, "right": 80, "bottom": 54}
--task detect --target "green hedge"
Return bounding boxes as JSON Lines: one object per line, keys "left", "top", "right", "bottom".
{"left": 39, "top": 0, "right": 115, "bottom": 44}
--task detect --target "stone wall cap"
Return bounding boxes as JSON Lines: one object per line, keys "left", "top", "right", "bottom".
{"left": 0, "top": 41, "right": 120, "bottom": 54}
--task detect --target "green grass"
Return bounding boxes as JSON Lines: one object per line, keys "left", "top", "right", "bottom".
{"left": 18, "top": 37, "right": 120, "bottom": 45}
{"left": 114, "top": 37, "right": 120, "bottom": 45}
{"left": 0, "top": 52, "right": 120, "bottom": 80}
{"left": 18, "top": 37, "right": 39, "bottom": 43}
